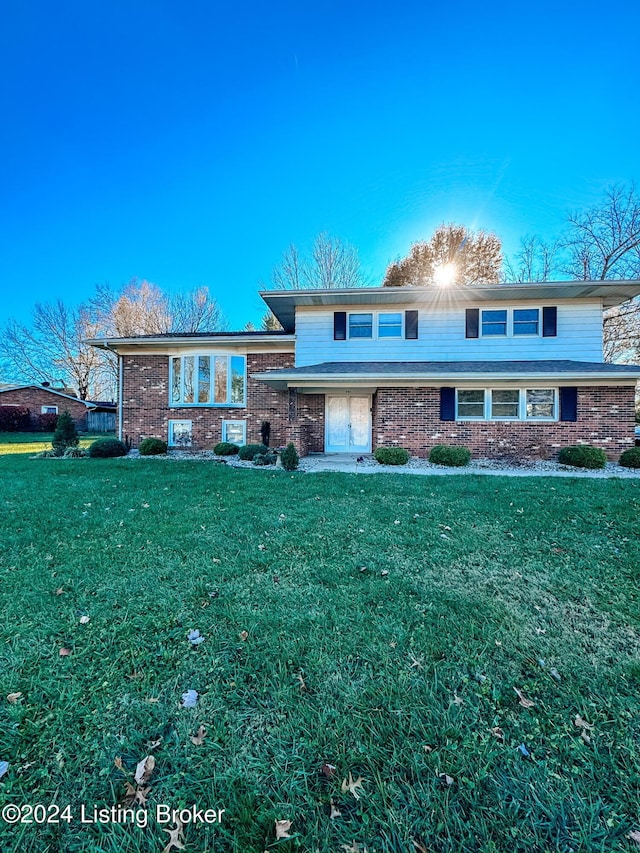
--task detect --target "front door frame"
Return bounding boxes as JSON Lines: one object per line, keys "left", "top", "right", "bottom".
{"left": 324, "top": 392, "right": 372, "bottom": 453}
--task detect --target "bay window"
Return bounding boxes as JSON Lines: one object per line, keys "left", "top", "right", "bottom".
{"left": 171, "top": 355, "right": 246, "bottom": 406}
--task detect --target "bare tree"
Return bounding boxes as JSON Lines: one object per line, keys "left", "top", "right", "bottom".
{"left": 0, "top": 301, "right": 113, "bottom": 400}
{"left": 503, "top": 235, "right": 560, "bottom": 282}
{"left": 561, "top": 183, "right": 640, "bottom": 362}
{"left": 383, "top": 224, "right": 502, "bottom": 287}
{"left": 265, "top": 233, "right": 367, "bottom": 289}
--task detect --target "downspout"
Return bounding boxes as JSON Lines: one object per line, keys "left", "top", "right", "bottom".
{"left": 117, "top": 353, "right": 124, "bottom": 442}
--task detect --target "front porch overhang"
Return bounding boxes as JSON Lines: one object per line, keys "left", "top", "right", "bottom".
{"left": 251, "top": 359, "right": 640, "bottom": 391}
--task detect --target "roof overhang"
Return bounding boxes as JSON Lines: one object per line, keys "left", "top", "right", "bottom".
{"left": 260, "top": 281, "right": 640, "bottom": 332}
{"left": 252, "top": 361, "right": 640, "bottom": 390}
{"left": 86, "top": 334, "right": 296, "bottom": 353}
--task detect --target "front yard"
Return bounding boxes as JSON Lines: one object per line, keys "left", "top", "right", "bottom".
{"left": 0, "top": 455, "right": 638, "bottom": 852}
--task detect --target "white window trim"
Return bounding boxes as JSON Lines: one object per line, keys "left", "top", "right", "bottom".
{"left": 168, "top": 419, "right": 193, "bottom": 447}
{"left": 346, "top": 310, "right": 406, "bottom": 340}
{"left": 478, "top": 307, "right": 543, "bottom": 339}
{"left": 456, "top": 387, "right": 558, "bottom": 422}
{"left": 169, "top": 353, "right": 247, "bottom": 408}
{"left": 222, "top": 419, "right": 246, "bottom": 445}
{"left": 41, "top": 405, "right": 59, "bottom": 414}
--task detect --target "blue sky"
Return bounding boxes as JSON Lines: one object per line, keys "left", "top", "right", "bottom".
{"left": 0, "top": 1, "right": 638, "bottom": 330}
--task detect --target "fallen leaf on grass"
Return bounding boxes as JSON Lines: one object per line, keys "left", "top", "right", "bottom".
{"left": 321, "top": 762, "right": 337, "bottom": 778}
{"left": 329, "top": 799, "right": 342, "bottom": 819}
{"left": 514, "top": 687, "right": 535, "bottom": 708}
{"left": 54, "top": 588, "right": 65, "bottom": 596}
{"left": 147, "top": 737, "right": 162, "bottom": 750}
{"left": 452, "top": 693, "right": 464, "bottom": 706}
{"left": 341, "top": 772, "right": 365, "bottom": 799}
{"left": 490, "top": 727, "right": 505, "bottom": 742}
{"left": 380, "top": 570, "right": 389, "bottom": 577}
{"left": 409, "top": 653, "right": 424, "bottom": 670}
{"left": 59, "top": 648, "right": 71, "bottom": 657}
{"left": 113, "top": 756, "right": 124, "bottom": 772}
{"left": 550, "top": 668, "right": 562, "bottom": 682}
{"left": 239, "top": 630, "right": 249, "bottom": 642}
{"left": 162, "top": 819, "right": 185, "bottom": 853}
{"left": 6, "top": 692, "right": 22, "bottom": 704}
{"left": 341, "top": 844, "right": 368, "bottom": 853}
{"left": 275, "top": 819, "right": 292, "bottom": 839}
{"left": 574, "top": 714, "right": 594, "bottom": 730}
{"left": 79, "top": 615, "right": 90, "bottom": 624}
{"left": 181, "top": 690, "right": 198, "bottom": 708}
{"left": 187, "top": 629, "right": 205, "bottom": 646}
{"left": 580, "top": 729, "right": 592, "bottom": 745}
{"left": 190, "top": 726, "right": 207, "bottom": 746}
{"left": 438, "top": 772, "right": 455, "bottom": 787}
{"left": 627, "top": 830, "right": 640, "bottom": 848}
{"left": 296, "top": 672, "right": 307, "bottom": 691}
{"left": 134, "top": 755, "right": 155, "bottom": 786}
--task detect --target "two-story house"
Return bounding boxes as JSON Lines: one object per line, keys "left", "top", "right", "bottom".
{"left": 87, "top": 281, "right": 640, "bottom": 460}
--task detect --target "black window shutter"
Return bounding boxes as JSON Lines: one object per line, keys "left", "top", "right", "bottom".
{"left": 334, "top": 311, "right": 347, "bottom": 341}
{"left": 542, "top": 306, "right": 557, "bottom": 337}
{"left": 559, "top": 387, "right": 577, "bottom": 422}
{"left": 440, "top": 387, "right": 455, "bottom": 421}
{"left": 465, "top": 308, "right": 479, "bottom": 338}
{"left": 405, "top": 310, "right": 418, "bottom": 339}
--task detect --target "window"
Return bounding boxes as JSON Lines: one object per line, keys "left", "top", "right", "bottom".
{"left": 457, "top": 389, "right": 485, "bottom": 419}
{"left": 481, "top": 309, "right": 507, "bottom": 336}
{"left": 170, "top": 355, "right": 246, "bottom": 406}
{"left": 378, "top": 312, "right": 402, "bottom": 338}
{"left": 222, "top": 420, "right": 246, "bottom": 445}
{"left": 513, "top": 308, "right": 539, "bottom": 335}
{"left": 348, "top": 313, "right": 373, "bottom": 339}
{"left": 526, "top": 388, "right": 556, "bottom": 419}
{"left": 41, "top": 405, "right": 58, "bottom": 414}
{"left": 491, "top": 389, "right": 519, "bottom": 419}
{"left": 168, "top": 420, "right": 192, "bottom": 447}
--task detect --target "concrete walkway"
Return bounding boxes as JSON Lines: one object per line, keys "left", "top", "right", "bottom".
{"left": 300, "top": 453, "right": 640, "bottom": 479}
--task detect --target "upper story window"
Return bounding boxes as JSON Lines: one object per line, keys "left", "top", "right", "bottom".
{"left": 348, "top": 313, "right": 373, "bottom": 339}
{"left": 170, "top": 354, "right": 246, "bottom": 406}
{"left": 513, "top": 308, "right": 539, "bottom": 335}
{"left": 481, "top": 309, "right": 507, "bottom": 336}
{"left": 377, "top": 313, "right": 403, "bottom": 338}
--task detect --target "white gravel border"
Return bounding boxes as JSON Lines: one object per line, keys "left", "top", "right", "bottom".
{"left": 128, "top": 449, "right": 640, "bottom": 478}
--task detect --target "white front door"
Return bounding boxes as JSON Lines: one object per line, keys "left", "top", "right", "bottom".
{"left": 325, "top": 396, "right": 371, "bottom": 453}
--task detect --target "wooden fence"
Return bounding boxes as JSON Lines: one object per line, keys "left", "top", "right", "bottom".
{"left": 87, "top": 411, "right": 116, "bottom": 433}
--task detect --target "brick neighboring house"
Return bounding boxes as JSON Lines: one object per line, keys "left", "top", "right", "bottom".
{"left": 0, "top": 384, "right": 94, "bottom": 430}
{"left": 86, "top": 281, "right": 640, "bottom": 460}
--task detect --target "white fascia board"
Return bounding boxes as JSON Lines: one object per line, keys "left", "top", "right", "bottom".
{"left": 252, "top": 371, "right": 640, "bottom": 387}
{"left": 85, "top": 335, "right": 296, "bottom": 351}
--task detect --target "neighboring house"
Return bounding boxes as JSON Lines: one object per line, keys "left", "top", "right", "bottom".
{"left": 0, "top": 384, "right": 94, "bottom": 430}
{"left": 86, "top": 281, "right": 640, "bottom": 460}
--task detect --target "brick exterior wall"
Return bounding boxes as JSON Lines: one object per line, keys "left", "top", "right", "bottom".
{"left": 373, "top": 385, "right": 636, "bottom": 461}
{"left": 0, "top": 388, "right": 89, "bottom": 430}
{"left": 122, "top": 353, "right": 325, "bottom": 453}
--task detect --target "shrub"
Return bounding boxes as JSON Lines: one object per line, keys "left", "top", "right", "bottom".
{"left": 557, "top": 445, "right": 607, "bottom": 469}
{"left": 88, "top": 438, "right": 128, "bottom": 458}
{"left": 619, "top": 447, "right": 640, "bottom": 469}
{"left": 52, "top": 411, "right": 79, "bottom": 453}
{"left": 63, "top": 447, "right": 87, "bottom": 458}
{"left": 429, "top": 444, "right": 471, "bottom": 467}
{"left": 139, "top": 437, "right": 168, "bottom": 456}
{"left": 374, "top": 446, "right": 410, "bottom": 466}
{"left": 279, "top": 442, "right": 299, "bottom": 471}
{"left": 38, "top": 412, "right": 59, "bottom": 432}
{"left": 238, "top": 443, "right": 269, "bottom": 461}
{"left": 0, "top": 405, "right": 31, "bottom": 432}
{"left": 213, "top": 442, "right": 240, "bottom": 456}
{"left": 253, "top": 451, "right": 277, "bottom": 466}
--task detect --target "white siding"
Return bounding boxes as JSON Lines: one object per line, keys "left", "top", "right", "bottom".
{"left": 294, "top": 300, "right": 603, "bottom": 366}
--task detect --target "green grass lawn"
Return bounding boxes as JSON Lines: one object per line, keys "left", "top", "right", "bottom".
{"left": 0, "top": 433, "right": 106, "bottom": 456}
{"left": 0, "top": 456, "right": 639, "bottom": 853}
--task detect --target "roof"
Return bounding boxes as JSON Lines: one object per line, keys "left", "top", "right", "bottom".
{"left": 86, "top": 330, "right": 295, "bottom": 350}
{"left": 252, "top": 359, "right": 640, "bottom": 389}
{"left": 260, "top": 281, "right": 640, "bottom": 332}
{"left": 0, "top": 384, "right": 95, "bottom": 407}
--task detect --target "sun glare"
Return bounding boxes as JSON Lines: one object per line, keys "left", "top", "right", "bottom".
{"left": 433, "top": 262, "right": 457, "bottom": 287}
